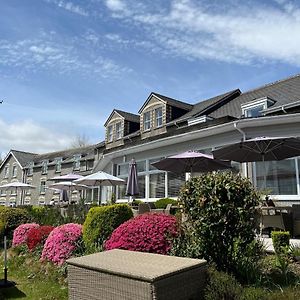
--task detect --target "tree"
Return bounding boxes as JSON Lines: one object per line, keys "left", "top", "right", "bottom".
{"left": 71, "top": 133, "right": 90, "bottom": 148}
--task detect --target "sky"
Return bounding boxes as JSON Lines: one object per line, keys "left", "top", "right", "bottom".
{"left": 1, "top": 0, "right": 300, "bottom": 157}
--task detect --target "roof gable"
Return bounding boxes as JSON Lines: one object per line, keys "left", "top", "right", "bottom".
{"left": 138, "top": 92, "right": 192, "bottom": 113}
{"left": 0, "top": 150, "right": 37, "bottom": 170}
{"left": 104, "top": 110, "right": 125, "bottom": 127}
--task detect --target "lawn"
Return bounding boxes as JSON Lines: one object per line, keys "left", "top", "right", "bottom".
{"left": 0, "top": 250, "right": 67, "bottom": 300}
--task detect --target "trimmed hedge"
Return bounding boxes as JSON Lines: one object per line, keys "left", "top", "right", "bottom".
{"left": 83, "top": 204, "right": 133, "bottom": 252}
{"left": 272, "top": 231, "right": 290, "bottom": 254}
{"left": 154, "top": 198, "right": 178, "bottom": 209}
{"left": 0, "top": 206, "right": 29, "bottom": 239}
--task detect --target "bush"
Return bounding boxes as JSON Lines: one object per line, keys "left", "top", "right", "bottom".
{"left": 272, "top": 231, "right": 290, "bottom": 254}
{"left": 154, "top": 198, "right": 178, "bottom": 209}
{"left": 27, "top": 225, "right": 55, "bottom": 251}
{"left": 12, "top": 223, "right": 39, "bottom": 247}
{"left": 41, "top": 223, "right": 82, "bottom": 265}
{"left": 105, "top": 213, "right": 178, "bottom": 254}
{"left": 83, "top": 204, "right": 133, "bottom": 252}
{"left": 0, "top": 207, "right": 30, "bottom": 239}
{"left": 22, "top": 205, "right": 64, "bottom": 226}
{"left": 179, "top": 172, "right": 260, "bottom": 273}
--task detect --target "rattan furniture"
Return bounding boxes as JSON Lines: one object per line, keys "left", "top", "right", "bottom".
{"left": 67, "top": 249, "right": 207, "bottom": 300}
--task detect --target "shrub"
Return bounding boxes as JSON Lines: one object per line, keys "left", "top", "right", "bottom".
{"left": 154, "top": 198, "right": 178, "bottom": 209}
{"left": 0, "top": 207, "right": 30, "bottom": 239}
{"left": 272, "top": 231, "right": 290, "bottom": 254}
{"left": 105, "top": 213, "right": 178, "bottom": 254}
{"left": 179, "top": 172, "right": 260, "bottom": 273}
{"left": 83, "top": 204, "right": 133, "bottom": 252}
{"left": 204, "top": 267, "right": 243, "bottom": 300}
{"left": 41, "top": 223, "right": 82, "bottom": 265}
{"left": 12, "top": 223, "right": 39, "bottom": 247}
{"left": 27, "top": 225, "right": 55, "bottom": 251}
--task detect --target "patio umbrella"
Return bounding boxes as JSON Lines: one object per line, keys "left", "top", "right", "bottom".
{"left": 126, "top": 159, "right": 139, "bottom": 202}
{"left": 151, "top": 151, "right": 231, "bottom": 174}
{"left": 49, "top": 173, "right": 83, "bottom": 181}
{"left": 212, "top": 136, "right": 300, "bottom": 191}
{"left": 0, "top": 182, "right": 36, "bottom": 206}
{"left": 74, "top": 171, "right": 125, "bottom": 186}
{"left": 48, "top": 181, "right": 90, "bottom": 204}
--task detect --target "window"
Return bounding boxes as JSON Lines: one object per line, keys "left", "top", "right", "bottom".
{"left": 40, "top": 180, "right": 46, "bottom": 194}
{"left": 42, "top": 161, "right": 48, "bottom": 174}
{"left": 4, "top": 166, "right": 9, "bottom": 178}
{"left": 155, "top": 107, "right": 163, "bottom": 127}
{"left": 107, "top": 125, "right": 113, "bottom": 142}
{"left": 27, "top": 162, "right": 34, "bottom": 176}
{"left": 12, "top": 165, "right": 17, "bottom": 178}
{"left": 86, "top": 160, "right": 94, "bottom": 171}
{"left": 73, "top": 155, "right": 81, "bottom": 170}
{"left": 168, "top": 173, "right": 186, "bottom": 197}
{"left": 55, "top": 158, "right": 62, "bottom": 173}
{"left": 149, "top": 173, "right": 165, "bottom": 198}
{"left": 143, "top": 111, "right": 151, "bottom": 131}
{"left": 115, "top": 122, "right": 122, "bottom": 140}
{"left": 118, "top": 163, "right": 129, "bottom": 176}
{"left": 26, "top": 180, "right": 32, "bottom": 195}
{"left": 241, "top": 97, "right": 275, "bottom": 118}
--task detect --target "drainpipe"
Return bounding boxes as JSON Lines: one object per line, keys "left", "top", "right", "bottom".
{"left": 234, "top": 121, "right": 246, "bottom": 141}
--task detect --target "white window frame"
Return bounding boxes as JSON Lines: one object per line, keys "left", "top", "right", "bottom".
{"left": 27, "top": 162, "right": 34, "bottom": 176}
{"left": 12, "top": 165, "right": 17, "bottom": 178}
{"left": 4, "top": 166, "right": 9, "bottom": 178}
{"left": 107, "top": 125, "right": 113, "bottom": 142}
{"left": 241, "top": 97, "right": 274, "bottom": 118}
{"left": 73, "top": 155, "right": 81, "bottom": 171}
{"left": 55, "top": 157, "right": 62, "bottom": 173}
{"left": 115, "top": 122, "right": 122, "bottom": 140}
{"left": 40, "top": 180, "right": 46, "bottom": 194}
{"left": 41, "top": 160, "right": 48, "bottom": 175}
{"left": 155, "top": 107, "right": 163, "bottom": 128}
{"left": 143, "top": 111, "right": 151, "bottom": 131}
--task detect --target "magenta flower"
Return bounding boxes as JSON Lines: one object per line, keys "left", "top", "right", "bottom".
{"left": 41, "top": 223, "right": 82, "bottom": 265}
{"left": 12, "top": 223, "right": 40, "bottom": 247}
{"left": 105, "top": 213, "right": 178, "bottom": 255}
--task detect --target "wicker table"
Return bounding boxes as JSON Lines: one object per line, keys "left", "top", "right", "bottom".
{"left": 67, "top": 249, "right": 207, "bottom": 300}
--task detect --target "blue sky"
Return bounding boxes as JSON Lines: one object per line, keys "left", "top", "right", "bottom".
{"left": 1, "top": 0, "right": 300, "bottom": 156}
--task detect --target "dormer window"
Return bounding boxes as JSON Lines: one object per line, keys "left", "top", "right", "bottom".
{"left": 241, "top": 97, "right": 275, "bottom": 118}
{"left": 12, "top": 165, "right": 17, "bottom": 178}
{"left": 143, "top": 111, "right": 151, "bottom": 131}
{"left": 55, "top": 158, "right": 62, "bottom": 173}
{"left": 73, "top": 155, "right": 81, "bottom": 170}
{"left": 155, "top": 107, "right": 163, "bottom": 127}
{"left": 115, "top": 122, "right": 122, "bottom": 140}
{"left": 42, "top": 160, "right": 48, "bottom": 174}
{"left": 4, "top": 166, "right": 9, "bottom": 178}
{"left": 107, "top": 125, "right": 113, "bottom": 142}
{"left": 27, "top": 162, "right": 34, "bottom": 176}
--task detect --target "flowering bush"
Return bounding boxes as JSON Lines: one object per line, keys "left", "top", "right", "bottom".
{"left": 12, "top": 223, "right": 39, "bottom": 247}
{"left": 27, "top": 225, "right": 55, "bottom": 251}
{"left": 105, "top": 213, "right": 178, "bottom": 254}
{"left": 41, "top": 223, "right": 82, "bottom": 265}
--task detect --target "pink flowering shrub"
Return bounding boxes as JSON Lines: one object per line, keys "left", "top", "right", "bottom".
{"left": 41, "top": 223, "right": 82, "bottom": 265}
{"left": 12, "top": 223, "right": 39, "bottom": 247}
{"left": 105, "top": 213, "right": 179, "bottom": 254}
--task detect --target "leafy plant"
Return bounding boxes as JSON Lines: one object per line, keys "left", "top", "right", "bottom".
{"left": 105, "top": 213, "right": 178, "bottom": 254}
{"left": 271, "top": 231, "right": 290, "bottom": 255}
{"left": 83, "top": 204, "right": 133, "bottom": 252}
{"left": 154, "top": 198, "right": 178, "bottom": 209}
{"left": 179, "top": 171, "right": 260, "bottom": 273}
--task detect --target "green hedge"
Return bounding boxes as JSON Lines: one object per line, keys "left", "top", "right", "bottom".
{"left": 154, "top": 198, "right": 178, "bottom": 209}
{"left": 271, "top": 231, "right": 290, "bottom": 254}
{"left": 0, "top": 206, "right": 29, "bottom": 239}
{"left": 83, "top": 204, "right": 133, "bottom": 252}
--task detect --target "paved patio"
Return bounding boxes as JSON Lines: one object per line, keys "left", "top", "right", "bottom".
{"left": 259, "top": 237, "right": 300, "bottom": 253}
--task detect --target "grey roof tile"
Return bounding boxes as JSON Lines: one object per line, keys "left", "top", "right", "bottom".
{"left": 152, "top": 92, "right": 193, "bottom": 111}
{"left": 114, "top": 110, "right": 140, "bottom": 123}
{"left": 11, "top": 150, "right": 37, "bottom": 168}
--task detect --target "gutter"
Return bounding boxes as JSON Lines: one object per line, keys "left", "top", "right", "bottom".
{"left": 94, "top": 113, "right": 300, "bottom": 171}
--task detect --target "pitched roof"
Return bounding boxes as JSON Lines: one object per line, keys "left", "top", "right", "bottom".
{"left": 176, "top": 89, "right": 241, "bottom": 122}
{"left": 10, "top": 150, "right": 37, "bottom": 168}
{"left": 139, "top": 92, "right": 193, "bottom": 113}
{"left": 114, "top": 110, "right": 140, "bottom": 123}
{"left": 209, "top": 74, "right": 300, "bottom": 119}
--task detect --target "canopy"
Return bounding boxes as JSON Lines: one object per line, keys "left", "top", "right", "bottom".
{"left": 74, "top": 171, "right": 125, "bottom": 186}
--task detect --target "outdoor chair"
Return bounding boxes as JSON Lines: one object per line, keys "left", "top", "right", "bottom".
{"left": 164, "top": 204, "right": 172, "bottom": 215}
{"left": 137, "top": 203, "right": 150, "bottom": 215}
{"left": 292, "top": 204, "right": 300, "bottom": 237}
{"left": 260, "top": 207, "right": 286, "bottom": 235}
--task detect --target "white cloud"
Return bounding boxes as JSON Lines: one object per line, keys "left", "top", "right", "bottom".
{"left": 0, "top": 118, "right": 74, "bottom": 155}
{"left": 103, "top": 0, "right": 300, "bottom": 66}
{"left": 105, "top": 0, "right": 127, "bottom": 12}
{"left": 45, "top": 0, "right": 89, "bottom": 16}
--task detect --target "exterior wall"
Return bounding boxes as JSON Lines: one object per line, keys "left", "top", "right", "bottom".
{"left": 0, "top": 154, "right": 24, "bottom": 206}
{"left": 140, "top": 96, "right": 167, "bottom": 139}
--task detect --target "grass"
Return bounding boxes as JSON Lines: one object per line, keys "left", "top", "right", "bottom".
{"left": 0, "top": 249, "right": 67, "bottom": 300}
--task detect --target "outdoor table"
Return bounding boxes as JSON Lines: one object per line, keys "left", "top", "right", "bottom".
{"left": 67, "top": 249, "right": 207, "bottom": 300}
